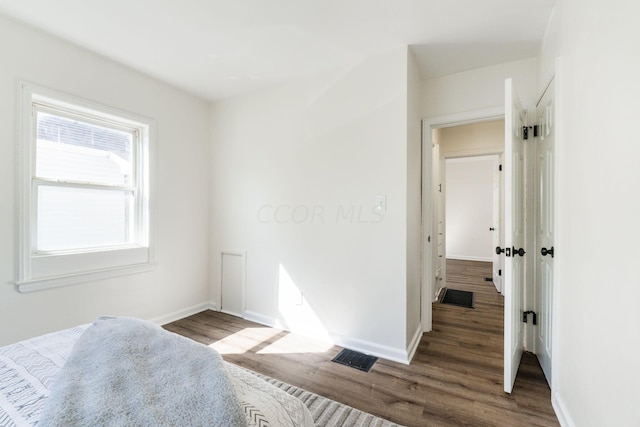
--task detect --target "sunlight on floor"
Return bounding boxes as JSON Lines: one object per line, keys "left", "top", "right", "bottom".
{"left": 209, "top": 326, "right": 333, "bottom": 355}
{"left": 209, "top": 327, "right": 282, "bottom": 355}
{"left": 256, "top": 333, "right": 333, "bottom": 355}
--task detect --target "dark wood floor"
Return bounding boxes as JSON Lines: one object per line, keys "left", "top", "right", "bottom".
{"left": 164, "top": 259, "right": 558, "bottom": 427}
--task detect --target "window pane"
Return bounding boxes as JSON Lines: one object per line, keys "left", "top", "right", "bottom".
{"left": 36, "top": 111, "right": 133, "bottom": 185}
{"left": 37, "top": 185, "right": 135, "bottom": 252}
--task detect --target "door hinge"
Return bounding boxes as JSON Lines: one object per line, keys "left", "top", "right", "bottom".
{"left": 438, "top": 184, "right": 442, "bottom": 192}
{"left": 498, "top": 269, "right": 502, "bottom": 276}
{"left": 523, "top": 311, "right": 537, "bottom": 325}
{"left": 499, "top": 164, "right": 502, "bottom": 171}
{"left": 523, "top": 125, "right": 539, "bottom": 140}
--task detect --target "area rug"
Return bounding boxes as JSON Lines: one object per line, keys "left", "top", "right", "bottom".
{"left": 440, "top": 288, "right": 474, "bottom": 308}
{"left": 245, "top": 368, "right": 404, "bottom": 427}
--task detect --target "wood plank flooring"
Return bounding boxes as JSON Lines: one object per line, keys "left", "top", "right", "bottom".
{"left": 164, "top": 259, "right": 559, "bottom": 426}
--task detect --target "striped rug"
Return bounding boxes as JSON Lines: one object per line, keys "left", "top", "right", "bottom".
{"left": 251, "top": 371, "right": 404, "bottom": 427}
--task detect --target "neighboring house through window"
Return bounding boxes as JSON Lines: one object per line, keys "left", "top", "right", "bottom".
{"left": 17, "top": 83, "right": 155, "bottom": 292}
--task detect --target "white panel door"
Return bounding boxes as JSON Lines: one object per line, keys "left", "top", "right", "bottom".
{"left": 535, "top": 79, "right": 555, "bottom": 385}
{"left": 503, "top": 78, "right": 526, "bottom": 394}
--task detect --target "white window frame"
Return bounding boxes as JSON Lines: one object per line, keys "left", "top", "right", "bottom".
{"left": 17, "top": 83, "right": 156, "bottom": 292}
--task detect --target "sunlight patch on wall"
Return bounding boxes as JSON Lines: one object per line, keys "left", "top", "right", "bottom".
{"left": 278, "top": 264, "right": 331, "bottom": 343}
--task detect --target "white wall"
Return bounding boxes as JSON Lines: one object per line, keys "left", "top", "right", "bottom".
{"left": 445, "top": 157, "right": 495, "bottom": 261}
{"left": 422, "top": 57, "right": 538, "bottom": 117}
{"left": 436, "top": 120, "right": 505, "bottom": 157}
{"left": 0, "top": 15, "right": 212, "bottom": 345}
{"left": 541, "top": 1, "right": 640, "bottom": 426}
{"left": 210, "top": 47, "right": 416, "bottom": 361}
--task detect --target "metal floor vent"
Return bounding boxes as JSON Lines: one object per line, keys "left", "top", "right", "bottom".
{"left": 332, "top": 349, "right": 378, "bottom": 372}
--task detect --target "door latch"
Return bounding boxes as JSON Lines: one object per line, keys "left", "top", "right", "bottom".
{"left": 496, "top": 246, "right": 512, "bottom": 257}
{"left": 541, "top": 247, "right": 554, "bottom": 258}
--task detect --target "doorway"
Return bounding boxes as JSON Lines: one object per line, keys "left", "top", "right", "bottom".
{"left": 422, "top": 117, "right": 505, "bottom": 322}
{"left": 420, "top": 77, "right": 558, "bottom": 398}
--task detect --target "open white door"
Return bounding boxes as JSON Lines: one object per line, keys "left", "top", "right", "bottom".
{"left": 535, "top": 79, "right": 555, "bottom": 385}
{"left": 503, "top": 78, "right": 526, "bottom": 393}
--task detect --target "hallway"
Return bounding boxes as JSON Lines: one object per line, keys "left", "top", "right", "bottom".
{"left": 418, "top": 258, "right": 558, "bottom": 425}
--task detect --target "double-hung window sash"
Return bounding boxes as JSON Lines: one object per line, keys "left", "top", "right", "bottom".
{"left": 32, "top": 105, "right": 140, "bottom": 254}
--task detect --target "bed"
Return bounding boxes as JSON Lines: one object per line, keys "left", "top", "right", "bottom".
{"left": 0, "top": 316, "right": 314, "bottom": 427}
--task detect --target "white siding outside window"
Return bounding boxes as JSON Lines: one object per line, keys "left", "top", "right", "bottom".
{"left": 17, "top": 83, "right": 155, "bottom": 292}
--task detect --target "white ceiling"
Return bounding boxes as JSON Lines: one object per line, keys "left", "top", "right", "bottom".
{"left": 0, "top": 0, "right": 556, "bottom": 101}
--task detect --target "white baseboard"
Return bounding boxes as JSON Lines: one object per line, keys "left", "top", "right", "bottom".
{"left": 150, "top": 301, "right": 217, "bottom": 326}
{"left": 406, "top": 324, "right": 423, "bottom": 363}
{"left": 552, "top": 392, "right": 575, "bottom": 427}
{"left": 242, "top": 310, "right": 412, "bottom": 365}
{"left": 243, "top": 311, "right": 282, "bottom": 329}
{"left": 219, "top": 308, "right": 244, "bottom": 318}
{"left": 447, "top": 255, "right": 493, "bottom": 262}
{"left": 331, "top": 334, "right": 411, "bottom": 365}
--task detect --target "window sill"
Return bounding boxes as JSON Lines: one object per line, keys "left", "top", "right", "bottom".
{"left": 15, "top": 262, "right": 156, "bottom": 293}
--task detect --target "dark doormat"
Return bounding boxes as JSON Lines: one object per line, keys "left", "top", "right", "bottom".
{"left": 332, "top": 349, "right": 378, "bottom": 372}
{"left": 440, "top": 288, "right": 474, "bottom": 308}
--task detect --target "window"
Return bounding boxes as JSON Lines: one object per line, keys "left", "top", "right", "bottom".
{"left": 17, "top": 83, "right": 155, "bottom": 292}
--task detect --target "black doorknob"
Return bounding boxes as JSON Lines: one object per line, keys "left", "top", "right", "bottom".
{"left": 512, "top": 247, "right": 526, "bottom": 257}
{"left": 495, "top": 246, "right": 505, "bottom": 255}
{"left": 541, "top": 247, "right": 555, "bottom": 258}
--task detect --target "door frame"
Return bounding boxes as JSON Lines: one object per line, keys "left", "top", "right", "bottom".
{"left": 532, "top": 77, "right": 555, "bottom": 385}
{"left": 492, "top": 153, "right": 505, "bottom": 294}
{"left": 534, "top": 61, "right": 562, "bottom": 398}
{"left": 421, "top": 106, "right": 504, "bottom": 332}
